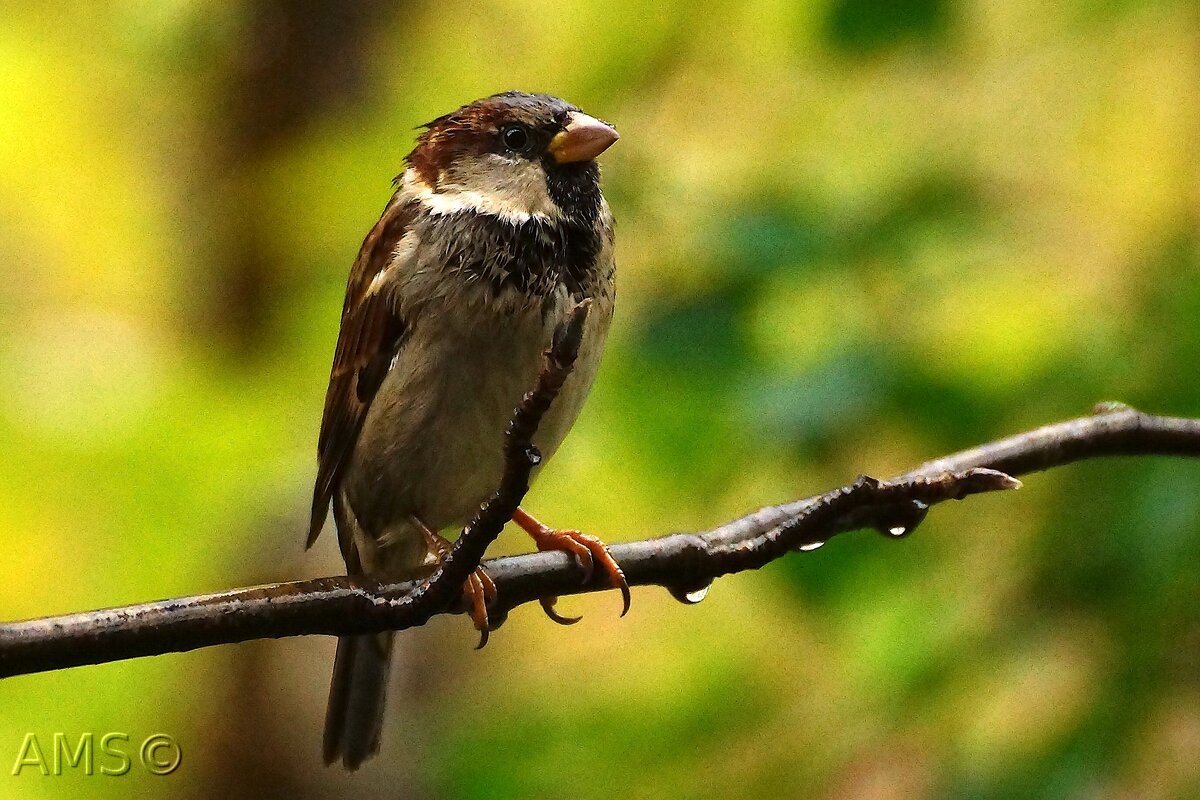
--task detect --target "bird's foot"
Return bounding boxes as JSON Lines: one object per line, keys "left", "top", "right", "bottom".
{"left": 512, "top": 507, "right": 630, "bottom": 624}
{"left": 415, "top": 517, "right": 497, "bottom": 649}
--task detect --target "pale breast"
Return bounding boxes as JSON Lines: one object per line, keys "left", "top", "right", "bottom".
{"left": 342, "top": 283, "right": 611, "bottom": 542}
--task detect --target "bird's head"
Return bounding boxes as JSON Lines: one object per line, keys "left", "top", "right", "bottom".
{"left": 404, "top": 91, "right": 618, "bottom": 224}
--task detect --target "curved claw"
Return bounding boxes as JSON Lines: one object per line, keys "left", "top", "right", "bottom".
{"left": 615, "top": 576, "right": 632, "bottom": 618}
{"left": 464, "top": 569, "right": 494, "bottom": 650}
{"left": 540, "top": 595, "right": 583, "bottom": 626}
{"left": 559, "top": 530, "right": 630, "bottom": 617}
{"left": 513, "top": 508, "right": 631, "bottom": 617}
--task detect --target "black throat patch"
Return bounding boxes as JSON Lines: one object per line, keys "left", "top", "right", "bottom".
{"left": 416, "top": 205, "right": 603, "bottom": 300}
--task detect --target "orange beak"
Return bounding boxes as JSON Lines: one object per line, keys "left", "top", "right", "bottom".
{"left": 548, "top": 112, "right": 619, "bottom": 164}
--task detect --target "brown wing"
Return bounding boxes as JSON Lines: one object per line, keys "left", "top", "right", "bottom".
{"left": 307, "top": 196, "right": 417, "bottom": 547}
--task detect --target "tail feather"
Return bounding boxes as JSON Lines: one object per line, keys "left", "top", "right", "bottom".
{"left": 323, "top": 632, "right": 394, "bottom": 769}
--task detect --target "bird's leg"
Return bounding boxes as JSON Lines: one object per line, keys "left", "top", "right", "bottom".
{"left": 412, "top": 516, "right": 497, "bottom": 649}
{"left": 511, "top": 507, "right": 630, "bottom": 624}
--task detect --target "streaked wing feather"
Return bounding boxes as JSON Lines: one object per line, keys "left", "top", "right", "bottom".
{"left": 308, "top": 197, "right": 416, "bottom": 548}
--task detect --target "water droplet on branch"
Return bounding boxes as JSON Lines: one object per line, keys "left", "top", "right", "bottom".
{"left": 668, "top": 582, "right": 713, "bottom": 605}
{"left": 875, "top": 500, "right": 927, "bottom": 539}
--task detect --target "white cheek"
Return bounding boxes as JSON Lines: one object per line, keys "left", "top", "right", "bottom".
{"left": 435, "top": 156, "right": 561, "bottom": 221}
{"left": 420, "top": 190, "right": 541, "bottom": 225}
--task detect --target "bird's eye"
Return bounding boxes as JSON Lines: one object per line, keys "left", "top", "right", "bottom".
{"left": 500, "top": 124, "right": 531, "bottom": 153}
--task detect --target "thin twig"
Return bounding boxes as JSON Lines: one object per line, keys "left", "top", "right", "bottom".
{"left": 1, "top": 404, "right": 1197, "bottom": 678}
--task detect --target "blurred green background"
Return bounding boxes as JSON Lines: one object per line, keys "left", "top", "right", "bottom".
{"left": 1, "top": 0, "right": 1198, "bottom": 797}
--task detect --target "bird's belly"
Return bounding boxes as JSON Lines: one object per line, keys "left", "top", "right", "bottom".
{"left": 342, "top": 296, "right": 605, "bottom": 545}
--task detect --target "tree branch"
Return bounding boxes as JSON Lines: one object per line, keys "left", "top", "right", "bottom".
{"left": 2, "top": 399, "right": 1198, "bottom": 678}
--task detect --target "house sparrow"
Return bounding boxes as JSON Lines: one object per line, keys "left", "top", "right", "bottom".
{"left": 307, "top": 91, "right": 624, "bottom": 770}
